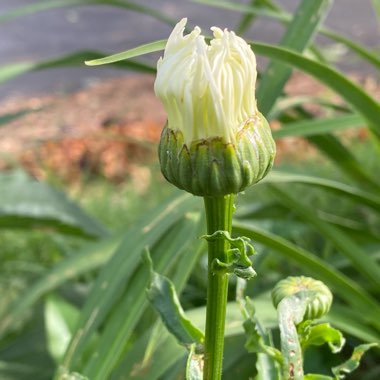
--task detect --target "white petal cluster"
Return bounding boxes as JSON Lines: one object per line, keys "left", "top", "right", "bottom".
{"left": 154, "top": 18, "right": 258, "bottom": 145}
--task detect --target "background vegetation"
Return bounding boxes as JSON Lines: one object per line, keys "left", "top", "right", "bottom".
{"left": 0, "top": 0, "right": 379, "bottom": 379}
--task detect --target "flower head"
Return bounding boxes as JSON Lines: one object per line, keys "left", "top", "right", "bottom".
{"left": 155, "top": 19, "right": 275, "bottom": 197}
{"left": 155, "top": 18, "right": 257, "bottom": 145}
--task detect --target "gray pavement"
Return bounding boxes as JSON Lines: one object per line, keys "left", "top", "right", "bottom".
{"left": 0, "top": 0, "right": 379, "bottom": 100}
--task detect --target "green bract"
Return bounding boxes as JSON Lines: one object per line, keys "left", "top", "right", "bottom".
{"left": 159, "top": 113, "right": 275, "bottom": 196}
{"left": 155, "top": 18, "right": 276, "bottom": 196}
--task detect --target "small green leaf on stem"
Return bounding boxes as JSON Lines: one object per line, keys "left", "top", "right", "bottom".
{"left": 145, "top": 252, "right": 204, "bottom": 348}
{"left": 332, "top": 343, "right": 378, "bottom": 378}
{"left": 298, "top": 322, "right": 345, "bottom": 354}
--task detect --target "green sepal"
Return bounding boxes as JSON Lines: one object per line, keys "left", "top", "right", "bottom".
{"left": 158, "top": 113, "right": 276, "bottom": 196}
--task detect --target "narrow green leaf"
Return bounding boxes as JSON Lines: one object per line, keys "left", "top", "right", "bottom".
{"left": 332, "top": 343, "right": 379, "bottom": 378}
{"left": 307, "top": 134, "right": 380, "bottom": 190}
{"left": 0, "top": 51, "right": 155, "bottom": 85}
{"left": 235, "top": 0, "right": 274, "bottom": 35}
{"left": 322, "top": 28, "right": 380, "bottom": 70}
{"left": 81, "top": 212, "right": 203, "bottom": 380}
{"left": 269, "top": 185, "right": 380, "bottom": 289}
{"left": 146, "top": 259, "right": 204, "bottom": 347}
{"left": 257, "top": 0, "right": 332, "bottom": 115}
{"left": 271, "top": 96, "right": 350, "bottom": 119}
{"left": 191, "top": 0, "right": 287, "bottom": 22}
{"left": 371, "top": 0, "right": 380, "bottom": 25}
{"left": 193, "top": 0, "right": 380, "bottom": 72}
{"left": 108, "top": 220, "right": 206, "bottom": 380}
{"left": 0, "top": 170, "right": 107, "bottom": 238}
{"left": 272, "top": 113, "right": 365, "bottom": 139}
{"left": 0, "top": 233, "right": 122, "bottom": 337}
{"left": 0, "top": 0, "right": 176, "bottom": 27}
{"left": 0, "top": 109, "right": 39, "bottom": 127}
{"left": 262, "top": 170, "right": 380, "bottom": 212}
{"left": 85, "top": 40, "right": 166, "bottom": 66}
{"left": 60, "top": 193, "right": 198, "bottom": 373}
{"left": 251, "top": 42, "right": 380, "bottom": 138}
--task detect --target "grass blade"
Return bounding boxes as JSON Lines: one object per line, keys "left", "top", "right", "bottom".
{"left": 81, "top": 212, "right": 203, "bottom": 380}
{"left": 232, "top": 221, "right": 380, "bottom": 330}
{"left": 59, "top": 193, "right": 198, "bottom": 374}
{"left": 0, "top": 0, "right": 176, "bottom": 27}
{"left": 252, "top": 42, "right": 380, "bottom": 139}
{"left": 0, "top": 51, "right": 155, "bottom": 86}
{"left": 272, "top": 113, "right": 365, "bottom": 138}
{"left": 307, "top": 134, "right": 380, "bottom": 189}
{"left": 85, "top": 40, "right": 166, "bottom": 66}
{"left": 0, "top": 233, "right": 122, "bottom": 337}
{"left": 262, "top": 170, "right": 380, "bottom": 211}
{"left": 0, "top": 171, "right": 107, "bottom": 239}
{"left": 268, "top": 185, "right": 380, "bottom": 290}
{"left": 257, "top": 0, "right": 332, "bottom": 115}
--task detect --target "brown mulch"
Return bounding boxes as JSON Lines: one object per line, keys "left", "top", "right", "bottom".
{"left": 0, "top": 72, "right": 377, "bottom": 183}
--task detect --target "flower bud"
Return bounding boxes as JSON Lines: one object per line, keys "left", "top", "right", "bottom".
{"left": 155, "top": 18, "right": 275, "bottom": 196}
{"left": 271, "top": 276, "right": 333, "bottom": 321}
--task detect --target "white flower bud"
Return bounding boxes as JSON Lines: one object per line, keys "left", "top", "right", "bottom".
{"left": 155, "top": 19, "right": 275, "bottom": 196}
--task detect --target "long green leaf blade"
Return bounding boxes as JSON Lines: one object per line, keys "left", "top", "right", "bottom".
{"left": 0, "top": 0, "right": 176, "bottom": 27}
{"left": 0, "top": 51, "right": 155, "bottom": 86}
{"left": 272, "top": 113, "right": 365, "bottom": 139}
{"left": 59, "top": 194, "right": 198, "bottom": 373}
{"left": 0, "top": 171, "right": 107, "bottom": 238}
{"left": 263, "top": 171, "right": 380, "bottom": 211}
{"left": 85, "top": 40, "right": 166, "bottom": 66}
{"left": 232, "top": 221, "right": 380, "bottom": 330}
{"left": 257, "top": 0, "right": 332, "bottom": 115}
{"left": 251, "top": 42, "right": 380, "bottom": 138}
{"left": 269, "top": 186, "right": 380, "bottom": 289}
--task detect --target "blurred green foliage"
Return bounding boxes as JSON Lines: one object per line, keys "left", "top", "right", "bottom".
{"left": 0, "top": 0, "right": 380, "bottom": 379}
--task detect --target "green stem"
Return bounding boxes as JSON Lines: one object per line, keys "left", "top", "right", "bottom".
{"left": 203, "top": 194, "right": 235, "bottom": 380}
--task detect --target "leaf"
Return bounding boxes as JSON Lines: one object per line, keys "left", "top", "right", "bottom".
{"left": 257, "top": 0, "right": 333, "bottom": 115}
{"left": 0, "top": 170, "right": 107, "bottom": 238}
{"left": 0, "top": 52, "right": 154, "bottom": 86}
{"left": 44, "top": 295, "right": 79, "bottom": 363}
{"left": 186, "top": 345, "right": 203, "bottom": 380}
{"left": 269, "top": 185, "right": 380, "bottom": 290}
{"left": 0, "top": 233, "right": 122, "bottom": 337}
{"left": 332, "top": 343, "right": 378, "bottom": 378}
{"left": 85, "top": 40, "right": 166, "bottom": 66}
{"left": 107, "top": 221, "right": 206, "bottom": 380}
{"left": 0, "top": 109, "right": 39, "bottom": 127}
{"left": 307, "top": 134, "right": 380, "bottom": 190}
{"left": 272, "top": 113, "right": 365, "bottom": 139}
{"left": 59, "top": 194, "right": 200, "bottom": 377}
{"left": 146, "top": 258, "right": 205, "bottom": 347}
{"left": 0, "top": 0, "right": 176, "bottom": 27}
{"left": 251, "top": 42, "right": 380, "bottom": 139}
{"left": 80, "top": 211, "right": 204, "bottom": 380}
{"left": 193, "top": 0, "right": 380, "bottom": 72}
{"left": 298, "top": 322, "right": 345, "bottom": 354}
{"left": 262, "top": 170, "right": 380, "bottom": 212}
